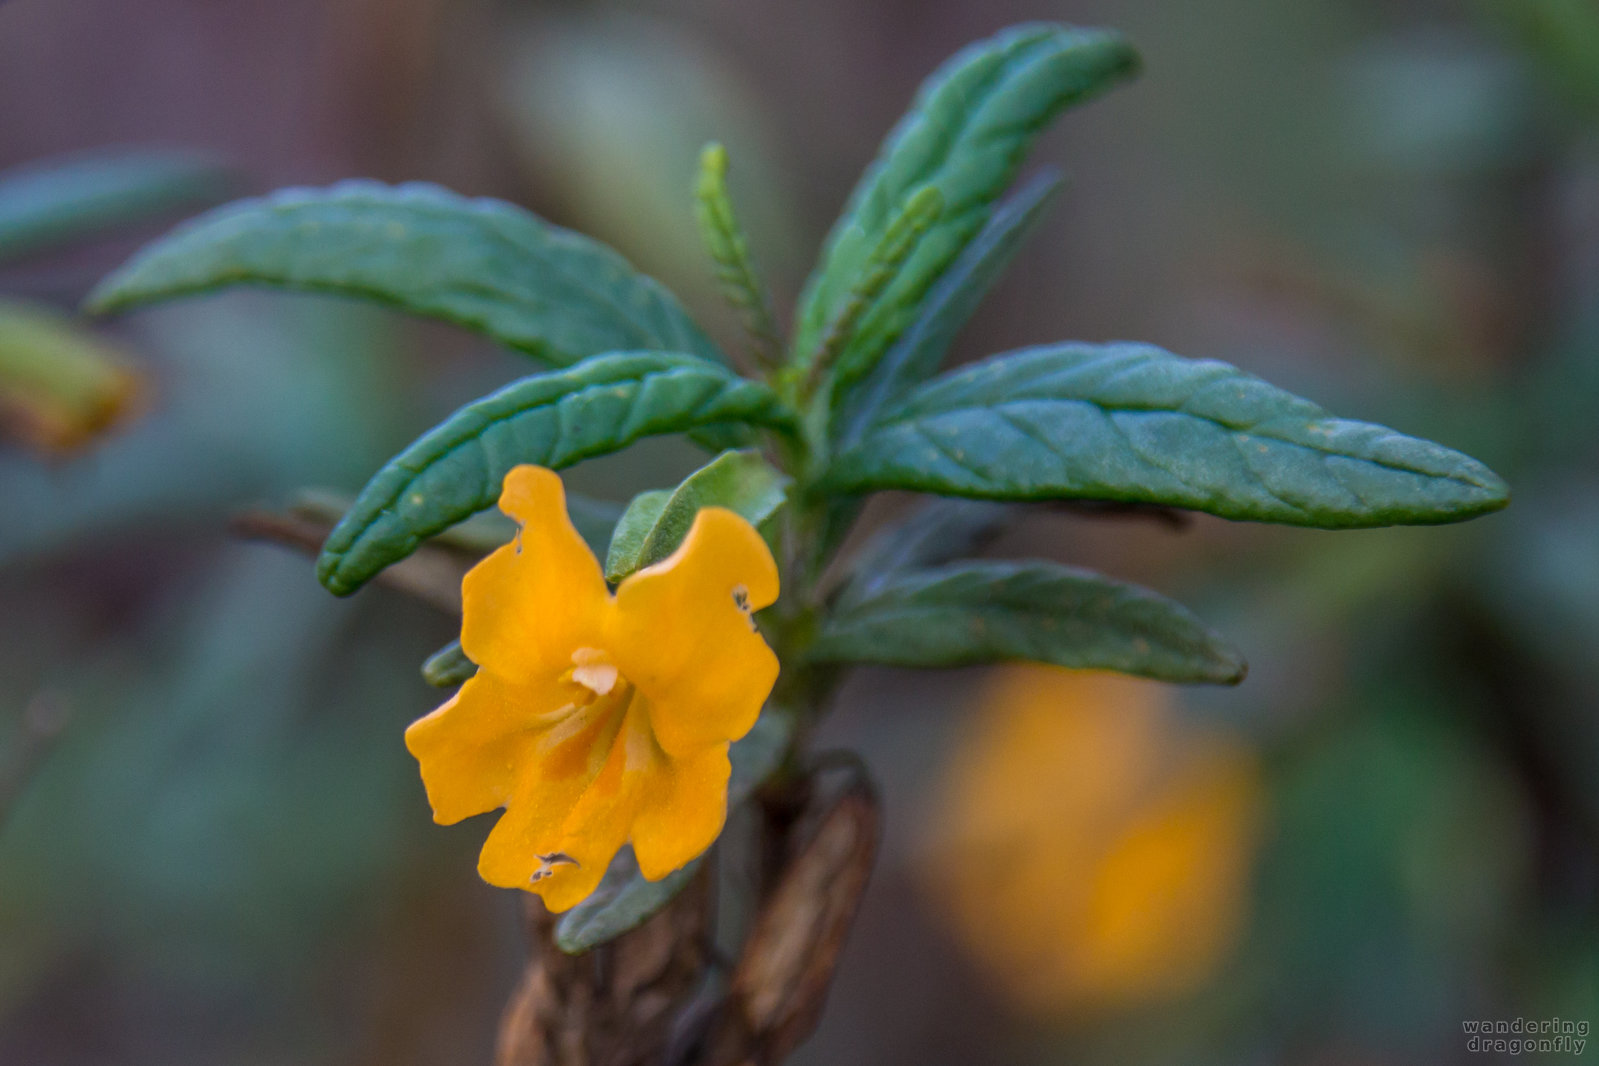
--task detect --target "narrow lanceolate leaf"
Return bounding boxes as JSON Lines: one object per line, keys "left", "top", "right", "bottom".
{"left": 0, "top": 149, "right": 229, "bottom": 266}
{"left": 555, "top": 846, "right": 702, "bottom": 955}
{"left": 727, "top": 706, "right": 793, "bottom": 798}
{"left": 555, "top": 709, "right": 792, "bottom": 953}
{"left": 792, "top": 23, "right": 1137, "bottom": 382}
{"left": 604, "top": 489, "right": 674, "bottom": 584}
{"left": 838, "top": 498, "right": 1012, "bottom": 608}
{"left": 810, "top": 560, "right": 1246, "bottom": 684}
{"left": 695, "top": 143, "right": 782, "bottom": 367}
{"left": 808, "top": 186, "right": 943, "bottom": 391}
{"left": 827, "top": 342, "right": 1510, "bottom": 528}
{"left": 86, "top": 180, "right": 724, "bottom": 367}
{"left": 605, "top": 450, "right": 790, "bottom": 581}
{"left": 834, "top": 172, "right": 1061, "bottom": 448}
{"left": 317, "top": 352, "right": 791, "bottom": 596}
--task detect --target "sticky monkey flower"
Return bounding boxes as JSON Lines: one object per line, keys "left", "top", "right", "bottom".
{"left": 926, "top": 667, "right": 1261, "bottom": 1014}
{"left": 405, "top": 465, "right": 780, "bottom": 911}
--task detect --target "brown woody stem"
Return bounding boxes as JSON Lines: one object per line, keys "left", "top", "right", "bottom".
{"left": 493, "top": 762, "right": 881, "bottom": 1066}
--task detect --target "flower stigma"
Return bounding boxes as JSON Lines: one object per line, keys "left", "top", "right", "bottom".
{"left": 568, "top": 646, "right": 620, "bottom": 697}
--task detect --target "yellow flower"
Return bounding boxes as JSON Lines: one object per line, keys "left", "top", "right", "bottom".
{"left": 405, "top": 465, "right": 780, "bottom": 911}
{"left": 926, "top": 667, "right": 1261, "bottom": 1015}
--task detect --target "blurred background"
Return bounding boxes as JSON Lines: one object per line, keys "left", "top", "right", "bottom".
{"left": 1, "top": 0, "right": 1596, "bottom": 1063}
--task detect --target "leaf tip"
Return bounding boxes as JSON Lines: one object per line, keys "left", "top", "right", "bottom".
{"left": 1055, "top": 23, "right": 1143, "bottom": 82}
{"left": 1426, "top": 452, "right": 1510, "bottom": 522}
{"left": 314, "top": 550, "right": 359, "bottom": 597}
{"left": 1099, "top": 29, "right": 1143, "bottom": 80}
{"left": 1474, "top": 468, "right": 1512, "bottom": 514}
{"left": 422, "top": 641, "right": 478, "bottom": 688}
{"left": 80, "top": 275, "right": 126, "bottom": 317}
{"left": 1186, "top": 620, "right": 1247, "bottom": 685}
{"left": 699, "top": 141, "right": 729, "bottom": 179}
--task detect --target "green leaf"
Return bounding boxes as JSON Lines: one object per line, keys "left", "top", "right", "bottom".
{"left": 826, "top": 342, "right": 1510, "bottom": 528}
{"left": 603, "top": 489, "right": 673, "bottom": 582}
{"left": 554, "top": 708, "right": 792, "bottom": 953}
{"left": 694, "top": 143, "right": 782, "bottom": 367}
{"left": 834, "top": 172, "right": 1061, "bottom": 448}
{"left": 0, "top": 149, "right": 229, "bottom": 267}
{"left": 317, "top": 352, "right": 791, "bottom": 596}
{"left": 839, "top": 498, "right": 1011, "bottom": 608}
{"left": 1474, "top": 0, "right": 1599, "bottom": 115}
{"left": 554, "top": 846, "right": 702, "bottom": 955}
{"left": 604, "top": 450, "right": 790, "bottom": 582}
{"left": 791, "top": 23, "right": 1137, "bottom": 382}
{"left": 807, "top": 186, "right": 944, "bottom": 389}
{"left": 421, "top": 641, "right": 477, "bottom": 687}
{"left": 810, "top": 560, "right": 1246, "bottom": 684}
{"left": 86, "top": 180, "right": 724, "bottom": 367}
{"left": 726, "top": 705, "right": 793, "bottom": 798}
{"left": 816, "top": 175, "right": 1057, "bottom": 555}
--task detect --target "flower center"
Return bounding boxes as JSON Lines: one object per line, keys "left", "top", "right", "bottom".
{"left": 565, "top": 646, "right": 622, "bottom": 700}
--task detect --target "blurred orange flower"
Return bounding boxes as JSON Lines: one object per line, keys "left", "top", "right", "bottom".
{"left": 926, "top": 667, "right": 1262, "bottom": 1015}
{"left": 0, "top": 299, "right": 146, "bottom": 455}
{"left": 405, "top": 465, "right": 780, "bottom": 911}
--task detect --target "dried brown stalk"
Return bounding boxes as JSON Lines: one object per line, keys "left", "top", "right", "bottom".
{"left": 230, "top": 507, "right": 469, "bottom": 614}
{"left": 495, "top": 766, "right": 881, "bottom": 1066}
{"left": 703, "top": 772, "right": 880, "bottom": 1066}
{"left": 496, "top": 865, "right": 715, "bottom": 1066}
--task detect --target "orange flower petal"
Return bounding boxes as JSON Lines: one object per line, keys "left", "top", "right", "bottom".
{"left": 631, "top": 742, "right": 731, "bottom": 881}
{"left": 460, "top": 466, "right": 611, "bottom": 684}
{"left": 478, "top": 690, "right": 662, "bottom": 910}
{"left": 403, "top": 669, "right": 581, "bottom": 825}
{"left": 926, "top": 667, "right": 1261, "bottom": 1014}
{"left": 474, "top": 692, "right": 631, "bottom": 907}
{"left": 1070, "top": 745, "right": 1260, "bottom": 1005}
{"left": 610, "top": 507, "right": 780, "bottom": 758}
